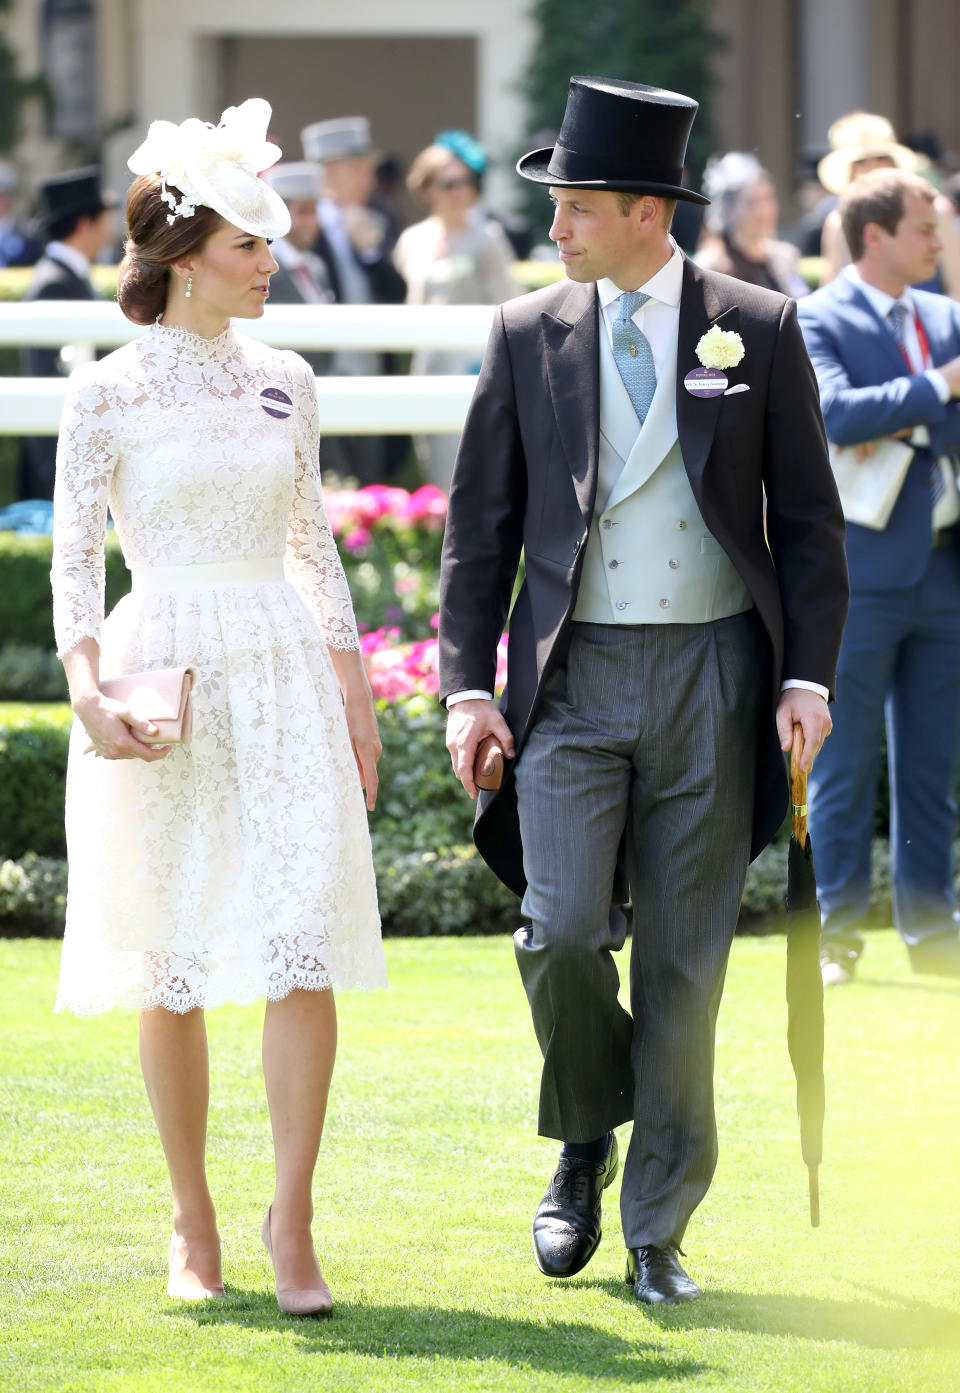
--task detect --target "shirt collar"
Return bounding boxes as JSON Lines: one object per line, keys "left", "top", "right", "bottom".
{"left": 597, "top": 237, "right": 684, "bottom": 310}
{"left": 845, "top": 263, "right": 913, "bottom": 321}
{"left": 45, "top": 240, "right": 90, "bottom": 280}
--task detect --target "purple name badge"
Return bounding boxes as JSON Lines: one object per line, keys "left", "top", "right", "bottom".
{"left": 260, "top": 386, "right": 293, "bottom": 419}
{"left": 683, "top": 367, "right": 727, "bottom": 398}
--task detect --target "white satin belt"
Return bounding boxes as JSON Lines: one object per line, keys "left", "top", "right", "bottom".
{"left": 130, "top": 556, "right": 285, "bottom": 594}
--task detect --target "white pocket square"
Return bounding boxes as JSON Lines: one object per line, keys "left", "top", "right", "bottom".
{"left": 723, "top": 383, "right": 750, "bottom": 396}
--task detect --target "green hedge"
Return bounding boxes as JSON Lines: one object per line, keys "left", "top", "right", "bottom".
{"left": 0, "top": 838, "right": 902, "bottom": 941}
{"left": 0, "top": 695, "right": 475, "bottom": 862}
{"left": 0, "top": 703, "right": 74, "bottom": 857}
{"left": 0, "top": 531, "right": 131, "bottom": 647}
{"left": 0, "top": 698, "right": 907, "bottom": 939}
{"left": 0, "top": 521, "right": 438, "bottom": 653}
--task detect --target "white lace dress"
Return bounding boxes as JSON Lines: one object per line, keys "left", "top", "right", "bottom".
{"left": 51, "top": 322, "right": 386, "bottom": 1015}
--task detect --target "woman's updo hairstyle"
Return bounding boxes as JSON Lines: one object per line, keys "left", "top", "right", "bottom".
{"left": 117, "top": 174, "right": 222, "bottom": 325}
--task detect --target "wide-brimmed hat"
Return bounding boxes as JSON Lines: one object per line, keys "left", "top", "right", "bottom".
{"left": 517, "top": 76, "right": 709, "bottom": 206}
{"left": 39, "top": 166, "right": 116, "bottom": 233}
{"left": 127, "top": 98, "right": 291, "bottom": 239}
{"left": 817, "top": 112, "right": 919, "bottom": 195}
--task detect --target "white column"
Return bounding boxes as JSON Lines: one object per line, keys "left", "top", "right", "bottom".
{"left": 799, "top": 0, "right": 896, "bottom": 147}
{"left": 476, "top": 17, "right": 535, "bottom": 215}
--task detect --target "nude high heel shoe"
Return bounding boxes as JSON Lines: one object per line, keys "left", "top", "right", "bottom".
{"left": 166, "top": 1230, "right": 225, "bottom": 1300}
{"left": 261, "top": 1207, "right": 333, "bottom": 1317}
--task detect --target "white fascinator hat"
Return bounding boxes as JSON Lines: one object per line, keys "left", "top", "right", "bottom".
{"left": 127, "top": 97, "right": 292, "bottom": 239}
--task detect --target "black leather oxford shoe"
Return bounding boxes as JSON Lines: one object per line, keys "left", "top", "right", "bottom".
{"left": 626, "top": 1245, "right": 702, "bottom": 1304}
{"left": 532, "top": 1132, "right": 619, "bottom": 1277}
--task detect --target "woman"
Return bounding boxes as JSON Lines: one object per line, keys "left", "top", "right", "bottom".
{"left": 696, "top": 151, "right": 809, "bottom": 297}
{"left": 817, "top": 111, "right": 960, "bottom": 297}
{"left": 51, "top": 99, "right": 386, "bottom": 1317}
{"left": 393, "top": 133, "right": 519, "bottom": 490}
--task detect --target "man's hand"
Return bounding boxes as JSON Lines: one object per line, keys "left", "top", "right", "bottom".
{"left": 853, "top": 426, "right": 913, "bottom": 462}
{"left": 776, "top": 688, "right": 832, "bottom": 773}
{"left": 445, "top": 698, "right": 515, "bottom": 799}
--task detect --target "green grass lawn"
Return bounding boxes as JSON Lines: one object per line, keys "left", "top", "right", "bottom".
{"left": 1, "top": 931, "right": 958, "bottom": 1393}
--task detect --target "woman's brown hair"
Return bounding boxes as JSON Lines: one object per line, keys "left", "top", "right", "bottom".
{"left": 117, "top": 175, "right": 223, "bottom": 325}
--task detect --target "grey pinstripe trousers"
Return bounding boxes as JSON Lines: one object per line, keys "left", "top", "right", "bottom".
{"left": 514, "top": 612, "right": 765, "bottom": 1248}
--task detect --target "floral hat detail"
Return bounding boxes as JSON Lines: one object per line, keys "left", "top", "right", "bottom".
{"left": 127, "top": 97, "right": 292, "bottom": 238}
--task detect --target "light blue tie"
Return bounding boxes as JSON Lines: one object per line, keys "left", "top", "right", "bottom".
{"left": 889, "top": 302, "right": 944, "bottom": 504}
{"left": 613, "top": 290, "right": 657, "bottom": 423}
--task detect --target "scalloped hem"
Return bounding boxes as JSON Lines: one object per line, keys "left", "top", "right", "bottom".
{"left": 54, "top": 965, "right": 388, "bottom": 1016}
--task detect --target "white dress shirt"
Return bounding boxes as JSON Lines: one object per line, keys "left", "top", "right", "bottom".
{"left": 844, "top": 264, "right": 958, "bottom": 528}
{"left": 448, "top": 243, "right": 826, "bottom": 704}
{"left": 44, "top": 240, "right": 91, "bottom": 280}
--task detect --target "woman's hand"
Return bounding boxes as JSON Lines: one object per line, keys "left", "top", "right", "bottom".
{"left": 343, "top": 686, "right": 382, "bottom": 811}
{"left": 329, "top": 646, "right": 382, "bottom": 811}
{"left": 75, "top": 691, "right": 171, "bottom": 762}
{"left": 63, "top": 637, "right": 170, "bottom": 762}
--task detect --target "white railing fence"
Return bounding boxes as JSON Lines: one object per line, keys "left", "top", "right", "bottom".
{"left": 0, "top": 302, "right": 497, "bottom": 435}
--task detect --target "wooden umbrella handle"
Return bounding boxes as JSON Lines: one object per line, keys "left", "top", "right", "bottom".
{"left": 790, "top": 722, "right": 807, "bottom": 844}
{"left": 809, "top": 1167, "right": 820, "bottom": 1228}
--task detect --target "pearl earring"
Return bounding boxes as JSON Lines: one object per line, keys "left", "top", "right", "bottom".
{"left": 185, "top": 275, "right": 193, "bottom": 299}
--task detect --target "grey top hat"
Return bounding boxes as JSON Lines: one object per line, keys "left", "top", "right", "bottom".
{"left": 301, "top": 116, "right": 373, "bottom": 164}
{"left": 266, "top": 161, "right": 322, "bottom": 203}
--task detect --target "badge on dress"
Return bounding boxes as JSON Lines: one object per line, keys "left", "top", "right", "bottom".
{"left": 259, "top": 387, "right": 293, "bottom": 419}
{"left": 683, "top": 367, "right": 728, "bottom": 398}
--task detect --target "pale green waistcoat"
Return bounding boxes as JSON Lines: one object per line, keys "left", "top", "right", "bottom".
{"left": 572, "top": 313, "right": 753, "bottom": 624}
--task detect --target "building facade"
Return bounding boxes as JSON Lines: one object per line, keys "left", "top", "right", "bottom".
{"left": 4, "top": 0, "right": 960, "bottom": 224}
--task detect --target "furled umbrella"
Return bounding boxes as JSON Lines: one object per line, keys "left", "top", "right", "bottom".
{"left": 786, "top": 723, "right": 825, "bottom": 1226}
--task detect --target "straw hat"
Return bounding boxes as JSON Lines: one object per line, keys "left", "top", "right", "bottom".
{"left": 817, "top": 112, "right": 919, "bottom": 195}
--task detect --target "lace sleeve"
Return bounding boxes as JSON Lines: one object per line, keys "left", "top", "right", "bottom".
{"left": 50, "top": 366, "right": 121, "bottom": 659}
{"left": 284, "top": 355, "right": 360, "bottom": 650}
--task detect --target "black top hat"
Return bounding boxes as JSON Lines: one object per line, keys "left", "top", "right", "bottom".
{"left": 39, "top": 166, "right": 115, "bottom": 234}
{"left": 517, "top": 76, "right": 709, "bottom": 206}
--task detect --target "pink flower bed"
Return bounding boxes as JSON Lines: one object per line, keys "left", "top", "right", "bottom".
{"left": 325, "top": 483, "right": 448, "bottom": 543}
{"left": 362, "top": 618, "right": 508, "bottom": 702}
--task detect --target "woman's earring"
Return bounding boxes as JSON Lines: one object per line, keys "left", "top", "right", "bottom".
{"left": 185, "top": 275, "right": 193, "bottom": 300}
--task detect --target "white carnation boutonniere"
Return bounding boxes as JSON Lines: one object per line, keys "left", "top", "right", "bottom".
{"left": 695, "top": 325, "right": 745, "bottom": 371}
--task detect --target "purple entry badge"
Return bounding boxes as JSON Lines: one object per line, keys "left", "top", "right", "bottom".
{"left": 260, "top": 386, "right": 294, "bottom": 419}
{"left": 683, "top": 367, "right": 727, "bottom": 398}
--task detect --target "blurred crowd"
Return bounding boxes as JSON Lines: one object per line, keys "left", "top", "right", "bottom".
{"left": 4, "top": 104, "right": 960, "bottom": 505}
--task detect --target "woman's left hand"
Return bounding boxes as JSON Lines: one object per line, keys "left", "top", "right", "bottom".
{"left": 344, "top": 687, "right": 382, "bottom": 811}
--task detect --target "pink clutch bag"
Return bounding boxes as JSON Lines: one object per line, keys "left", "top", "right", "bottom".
{"left": 93, "top": 666, "right": 196, "bottom": 746}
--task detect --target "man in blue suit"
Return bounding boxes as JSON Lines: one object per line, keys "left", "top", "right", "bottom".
{"left": 799, "top": 168, "right": 960, "bottom": 983}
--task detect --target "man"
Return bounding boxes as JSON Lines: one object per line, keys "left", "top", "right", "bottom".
{"left": 264, "top": 162, "right": 335, "bottom": 379}
{"left": 439, "top": 78, "right": 847, "bottom": 1305}
{"left": 20, "top": 167, "right": 115, "bottom": 499}
{"left": 300, "top": 116, "right": 407, "bottom": 484}
{"left": 798, "top": 168, "right": 960, "bottom": 985}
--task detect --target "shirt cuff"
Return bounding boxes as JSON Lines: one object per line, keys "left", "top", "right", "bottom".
{"left": 925, "top": 368, "right": 950, "bottom": 404}
{"left": 781, "top": 678, "right": 829, "bottom": 701}
{"left": 446, "top": 689, "right": 494, "bottom": 707}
